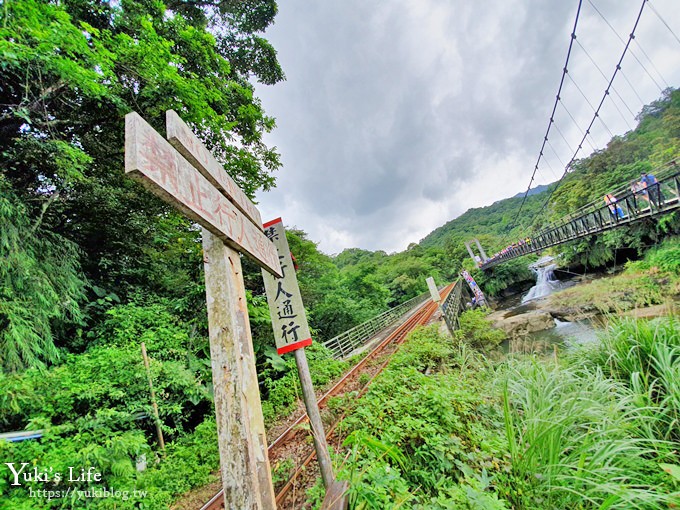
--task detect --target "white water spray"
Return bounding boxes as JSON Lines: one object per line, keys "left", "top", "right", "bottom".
{"left": 522, "top": 256, "right": 563, "bottom": 303}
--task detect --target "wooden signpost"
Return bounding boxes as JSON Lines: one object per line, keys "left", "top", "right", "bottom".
{"left": 260, "top": 218, "right": 335, "bottom": 489}
{"left": 125, "top": 111, "right": 281, "bottom": 509}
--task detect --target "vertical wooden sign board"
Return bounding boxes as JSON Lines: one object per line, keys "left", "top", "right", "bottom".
{"left": 125, "top": 111, "right": 281, "bottom": 510}
{"left": 260, "top": 218, "right": 335, "bottom": 490}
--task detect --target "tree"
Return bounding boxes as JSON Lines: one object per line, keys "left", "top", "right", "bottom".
{"left": 0, "top": 0, "right": 285, "bottom": 368}
{"left": 0, "top": 181, "right": 86, "bottom": 371}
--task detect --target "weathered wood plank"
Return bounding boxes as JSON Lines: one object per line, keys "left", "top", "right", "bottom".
{"left": 321, "top": 480, "right": 349, "bottom": 510}
{"left": 165, "top": 110, "right": 262, "bottom": 227}
{"left": 124, "top": 112, "right": 281, "bottom": 277}
{"left": 203, "top": 230, "right": 276, "bottom": 510}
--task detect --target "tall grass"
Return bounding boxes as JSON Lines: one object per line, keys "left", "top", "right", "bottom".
{"left": 502, "top": 359, "right": 678, "bottom": 509}
{"left": 596, "top": 316, "right": 680, "bottom": 445}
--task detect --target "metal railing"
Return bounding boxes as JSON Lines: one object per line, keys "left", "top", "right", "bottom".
{"left": 441, "top": 279, "right": 464, "bottom": 333}
{"left": 481, "top": 164, "right": 680, "bottom": 269}
{"left": 322, "top": 291, "right": 430, "bottom": 359}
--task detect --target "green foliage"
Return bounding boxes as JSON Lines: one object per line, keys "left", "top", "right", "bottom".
{"left": 549, "top": 238, "right": 680, "bottom": 314}
{"left": 260, "top": 342, "right": 347, "bottom": 422}
{"left": 0, "top": 417, "right": 221, "bottom": 509}
{"left": 93, "top": 300, "right": 199, "bottom": 361}
{"left": 0, "top": 343, "right": 210, "bottom": 436}
{"left": 501, "top": 359, "right": 677, "bottom": 509}
{"left": 594, "top": 317, "right": 680, "bottom": 444}
{"left": 455, "top": 309, "right": 506, "bottom": 351}
{"left": 0, "top": 181, "right": 86, "bottom": 372}
{"left": 626, "top": 237, "right": 680, "bottom": 274}
{"left": 0, "top": 0, "right": 283, "bottom": 306}
{"left": 337, "top": 326, "right": 511, "bottom": 509}
{"left": 471, "top": 257, "right": 535, "bottom": 297}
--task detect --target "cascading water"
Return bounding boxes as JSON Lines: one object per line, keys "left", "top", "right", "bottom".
{"left": 522, "top": 256, "right": 563, "bottom": 303}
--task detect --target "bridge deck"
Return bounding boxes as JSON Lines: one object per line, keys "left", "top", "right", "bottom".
{"left": 481, "top": 170, "right": 680, "bottom": 270}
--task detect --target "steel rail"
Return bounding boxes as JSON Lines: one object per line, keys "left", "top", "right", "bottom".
{"left": 200, "top": 284, "right": 453, "bottom": 510}
{"left": 273, "top": 291, "right": 446, "bottom": 508}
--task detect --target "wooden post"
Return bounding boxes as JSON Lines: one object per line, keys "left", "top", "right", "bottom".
{"left": 293, "top": 349, "right": 335, "bottom": 488}
{"left": 203, "top": 230, "right": 276, "bottom": 509}
{"left": 141, "top": 342, "right": 165, "bottom": 454}
{"left": 125, "top": 111, "right": 282, "bottom": 509}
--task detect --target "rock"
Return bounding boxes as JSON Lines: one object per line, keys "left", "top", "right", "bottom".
{"left": 490, "top": 310, "right": 555, "bottom": 338}
{"left": 620, "top": 302, "right": 677, "bottom": 319}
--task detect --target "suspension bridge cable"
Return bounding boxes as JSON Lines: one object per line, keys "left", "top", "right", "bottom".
{"left": 553, "top": 122, "right": 577, "bottom": 152}
{"left": 554, "top": 111, "right": 598, "bottom": 153}
{"left": 647, "top": 0, "right": 680, "bottom": 46}
{"left": 557, "top": 102, "right": 599, "bottom": 152}
{"left": 542, "top": 157, "right": 561, "bottom": 181}
{"left": 633, "top": 39, "right": 671, "bottom": 89}
{"left": 566, "top": 71, "right": 632, "bottom": 131}
{"left": 499, "top": 0, "right": 584, "bottom": 247}
{"left": 575, "top": 38, "right": 637, "bottom": 119}
{"left": 547, "top": 140, "right": 567, "bottom": 168}
{"left": 532, "top": 0, "right": 648, "bottom": 228}
{"left": 588, "top": 0, "right": 665, "bottom": 92}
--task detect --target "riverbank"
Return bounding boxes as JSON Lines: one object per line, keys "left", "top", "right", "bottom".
{"left": 328, "top": 313, "right": 680, "bottom": 509}
{"left": 487, "top": 239, "right": 680, "bottom": 338}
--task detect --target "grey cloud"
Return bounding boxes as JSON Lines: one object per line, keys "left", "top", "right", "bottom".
{"left": 255, "top": 0, "right": 680, "bottom": 253}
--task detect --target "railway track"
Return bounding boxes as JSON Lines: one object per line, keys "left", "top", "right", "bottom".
{"left": 200, "top": 283, "right": 453, "bottom": 510}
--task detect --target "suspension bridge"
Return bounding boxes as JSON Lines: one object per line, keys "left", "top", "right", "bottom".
{"left": 470, "top": 162, "right": 680, "bottom": 270}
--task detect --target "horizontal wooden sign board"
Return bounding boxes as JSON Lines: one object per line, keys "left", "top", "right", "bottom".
{"left": 125, "top": 112, "right": 281, "bottom": 277}
{"left": 166, "top": 110, "right": 262, "bottom": 227}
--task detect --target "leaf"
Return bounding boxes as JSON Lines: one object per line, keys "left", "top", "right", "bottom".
{"left": 264, "top": 346, "right": 287, "bottom": 372}
{"left": 660, "top": 463, "right": 680, "bottom": 483}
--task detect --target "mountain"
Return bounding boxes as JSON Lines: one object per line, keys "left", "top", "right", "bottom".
{"left": 510, "top": 184, "right": 550, "bottom": 200}
{"left": 419, "top": 185, "right": 549, "bottom": 249}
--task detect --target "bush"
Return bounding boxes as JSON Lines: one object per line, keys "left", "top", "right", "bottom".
{"left": 337, "top": 325, "right": 510, "bottom": 509}
{"left": 0, "top": 417, "right": 221, "bottom": 509}
{"left": 260, "top": 343, "right": 347, "bottom": 423}
{"left": 454, "top": 309, "right": 506, "bottom": 351}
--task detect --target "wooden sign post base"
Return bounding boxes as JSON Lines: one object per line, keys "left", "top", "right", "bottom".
{"left": 203, "top": 230, "right": 276, "bottom": 509}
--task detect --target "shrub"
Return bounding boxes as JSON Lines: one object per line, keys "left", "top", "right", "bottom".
{"left": 454, "top": 309, "right": 506, "bottom": 351}
{"left": 337, "top": 325, "right": 510, "bottom": 508}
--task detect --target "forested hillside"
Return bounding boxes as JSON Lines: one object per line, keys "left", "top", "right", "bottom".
{"left": 1, "top": 0, "right": 679, "bottom": 505}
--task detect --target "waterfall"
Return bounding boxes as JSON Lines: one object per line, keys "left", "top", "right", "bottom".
{"left": 522, "top": 257, "right": 563, "bottom": 303}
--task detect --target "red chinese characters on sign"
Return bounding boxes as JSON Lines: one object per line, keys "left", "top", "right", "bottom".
{"left": 125, "top": 112, "right": 281, "bottom": 277}
{"left": 166, "top": 110, "right": 262, "bottom": 226}
{"left": 261, "top": 218, "right": 312, "bottom": 355}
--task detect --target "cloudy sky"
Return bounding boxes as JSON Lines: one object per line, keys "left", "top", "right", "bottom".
{"left": 253, "top": 0, "right": 680, "bottom": 255}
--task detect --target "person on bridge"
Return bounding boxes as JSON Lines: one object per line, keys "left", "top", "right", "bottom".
{"left": 641, "top": 171, "right": 663, "bottom": 207}
{"left": 604, "top": 193, "right": 625, "bottom": 220}
{"left": 631, "top": 179, "right": 648, "bottom": 210}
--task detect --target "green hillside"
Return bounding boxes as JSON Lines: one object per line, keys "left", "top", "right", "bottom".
{"left": 1, "top": 0, "right": 679, "bottom": 503}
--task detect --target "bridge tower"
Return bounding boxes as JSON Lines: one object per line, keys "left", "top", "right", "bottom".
{"left": 464, "top": 238, "right": 488, "bottom": 266}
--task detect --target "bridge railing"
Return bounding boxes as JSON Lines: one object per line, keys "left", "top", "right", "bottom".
{"left": 322, "top": 291, "right": 430, "bottom": 359}
{"left": 481, "top": 163, "right": 680, "bottom": 269}
{"left": 441, "top": 278, "right": 464, "bottom": 333}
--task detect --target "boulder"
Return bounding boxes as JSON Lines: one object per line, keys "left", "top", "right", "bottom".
{"left": 490, "top": 310, "right": 555, "bottom": 338}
